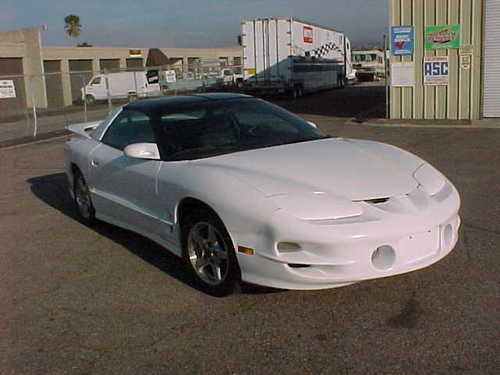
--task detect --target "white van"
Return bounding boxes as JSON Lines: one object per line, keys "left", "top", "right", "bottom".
{"left": 82, "top": 71, "right": 161, "bottom": 104}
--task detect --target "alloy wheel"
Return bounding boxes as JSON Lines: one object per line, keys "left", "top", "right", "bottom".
{"left": 187, "top": 222, "right": 229, "bottom": 286}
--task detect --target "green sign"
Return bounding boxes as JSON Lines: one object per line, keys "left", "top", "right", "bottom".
{"left": 425, "top": 25, "right": 460, "bottom": 49}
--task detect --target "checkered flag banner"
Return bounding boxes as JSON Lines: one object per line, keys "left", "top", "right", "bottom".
{"left": 309, "top": 42, "right": 344, "bottom": 58}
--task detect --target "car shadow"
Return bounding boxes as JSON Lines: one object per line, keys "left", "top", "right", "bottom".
{"left": 27, "top": 173, "right": 281, "bottom": 296}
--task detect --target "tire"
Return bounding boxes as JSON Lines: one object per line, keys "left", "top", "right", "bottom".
{"left": 181, "top": 209, "right": 241, "bottom": 296}
{"left": 338, "top": 76, "right": 345, "bottom": 89}
{"left": 85, "top": 94, "right": 96, "bottom": 105}
{"left": 73, "top": 171, "right": 96, "bottom": 225}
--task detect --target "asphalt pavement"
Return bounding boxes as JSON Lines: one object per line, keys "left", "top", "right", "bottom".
{"left": 0, "top": 105, "right": 498, "bottom": 374}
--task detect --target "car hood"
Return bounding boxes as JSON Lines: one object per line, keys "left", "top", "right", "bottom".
{"left": 196, "top": 138, "right": 422, "bottom": 201}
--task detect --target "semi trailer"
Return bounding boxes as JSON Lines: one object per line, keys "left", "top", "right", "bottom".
{"left": 241, "top": 17, "right": 353, "bottom": 97}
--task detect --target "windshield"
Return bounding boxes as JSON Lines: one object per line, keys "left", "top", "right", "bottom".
{"left": 153, "top": 98, "right": 328, "bottom": 161}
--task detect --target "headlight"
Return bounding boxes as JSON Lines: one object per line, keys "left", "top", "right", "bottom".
{"left": 413, "top": 163, "right": 446, "bottom": 196}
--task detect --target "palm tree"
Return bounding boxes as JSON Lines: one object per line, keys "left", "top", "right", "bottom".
{"left": 64, "top": 14, "right": 81, "bottom": 41}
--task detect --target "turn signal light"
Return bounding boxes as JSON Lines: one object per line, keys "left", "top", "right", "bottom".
{"left": 238, "top": 246, "right": 255, "bottom": 255}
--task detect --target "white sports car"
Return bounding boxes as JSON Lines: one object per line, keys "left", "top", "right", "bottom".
{"left": 65, "top": 94, "right": 460, "bottom": 296}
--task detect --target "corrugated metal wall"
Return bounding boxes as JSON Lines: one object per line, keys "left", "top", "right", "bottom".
{"left": 390, "top": 0, "right": 483, "bottom": 120}
{"left": 483, "top": 0, "right": 500, "bottom": 117}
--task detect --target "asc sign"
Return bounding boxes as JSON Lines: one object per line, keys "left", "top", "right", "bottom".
{"left": 423, "top": 56, "right": 449, "bottom": 86}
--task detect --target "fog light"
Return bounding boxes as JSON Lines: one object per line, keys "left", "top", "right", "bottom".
{"left": 442, "top": 224, "right": 453, "bottom": 250}
{"left": 277, "top": 242, "right": 301, "bottom": 252}
{"left": 371, "top": 245, "right": 396, "bottom": 270}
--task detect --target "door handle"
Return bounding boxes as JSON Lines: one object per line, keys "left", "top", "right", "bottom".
{"left": 91, "top": 159, "right": 100, "bottom": 167}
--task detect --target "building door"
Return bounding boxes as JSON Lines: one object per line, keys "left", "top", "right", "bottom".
{"left": 43, "top": 60, "right": 64, "bottom": 108}
{"left": 99, "top": 59, "right": 120, "bottom": 72}
{"left": 0, "top": 57, "right": 27, "bottom": 119}
{"left": 483, "top": 0, "right": 500, "bottom": 117}
{"left": 126, "top": 58, "right": 144, "bottom": 71}
{"left": 69, "top": 59, "right": 93, "bottom": 104}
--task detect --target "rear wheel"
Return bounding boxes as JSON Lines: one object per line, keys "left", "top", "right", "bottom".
{"left": 85, "top": 94, "right": 96, "bottom": 105}
{"left": 182, "top": 209, "right": 240, "bottom": 296}
{"left": 74, "top": 171, "right": 95, "bottom": 225}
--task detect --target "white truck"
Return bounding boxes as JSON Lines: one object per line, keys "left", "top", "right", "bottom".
{"left": 241, "top": 17, "right": 353, "bottom": 97}
{"left": 82, "top": 71, "right": 161, "bottom": 104}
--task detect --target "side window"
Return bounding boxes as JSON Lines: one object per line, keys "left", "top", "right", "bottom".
{"left": 91, "top": 77, "right": 102, "bottom": 85}
{"left": 101, "top": 110, "right": 155, "bottom": 150}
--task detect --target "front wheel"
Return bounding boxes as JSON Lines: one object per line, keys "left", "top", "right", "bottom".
{"left": 74, "top": 171, "right": 96, "bottom": 225}
{"left": 182, "top": 210, "right": 240, "bottom": 296}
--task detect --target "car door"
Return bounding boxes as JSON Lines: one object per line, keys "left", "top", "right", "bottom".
{"left": 88, "top": 109, "right": 163, "bottom": 236}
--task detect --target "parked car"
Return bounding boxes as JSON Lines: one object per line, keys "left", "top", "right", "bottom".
{"left": 65, "top": 94, "right": 461, "bottom": 296}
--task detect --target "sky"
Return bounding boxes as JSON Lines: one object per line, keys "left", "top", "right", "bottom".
{"left": 1, "top": 0, "right": 388, "bottom": 48}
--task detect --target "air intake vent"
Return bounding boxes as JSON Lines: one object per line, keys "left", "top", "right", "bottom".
{"left": 288, "top": 264, "right": 311, "bottom": 269}
{"left": 364, "top": 197, "right": 389, "bottom": 204}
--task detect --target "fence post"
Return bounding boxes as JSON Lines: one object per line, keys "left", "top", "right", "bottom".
{"left": 133, "top": 70, "right": 138, "bottom": 97}
{"left": 384, "top": 33, "right": 390, "bottom": 119}
{"left": 105, "top": 75, "right": 112, "bottom": 112}
{"left": 29, "top": 76, "right": 38, "bottom": 137}
{"left": 81, "top": 75, "right": 88, "bottom": 122}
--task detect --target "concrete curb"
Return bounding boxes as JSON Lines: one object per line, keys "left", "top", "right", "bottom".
{"left": 0, "top": 130, "right": 69, "bottom": 150}
{"left": 298, "top": 114, "right": 499, "bottom": 129}
{"left": 346, "top": 119, "right": 500, "bottom": 129}
{"left": 1, "top": 114, "right": 498, "bottom": 151}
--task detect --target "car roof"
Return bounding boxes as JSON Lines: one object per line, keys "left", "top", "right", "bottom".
{"left": 124, "top": 93, "right": 252, "bottom": 112}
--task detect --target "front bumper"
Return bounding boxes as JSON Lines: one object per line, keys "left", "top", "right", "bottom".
{"left": 235, "top": 184, "right": 461, "bottom": 290}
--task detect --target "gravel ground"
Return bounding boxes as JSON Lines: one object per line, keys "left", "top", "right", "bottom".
{"left": 0, "top": 96, "right": 498, "bottom": 374}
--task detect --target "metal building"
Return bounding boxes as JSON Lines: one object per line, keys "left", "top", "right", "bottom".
{"left": 483, "top": 0, "right": 500, "bottom": 117}
{"left": 389, "top": 0, "right": 499, "bottom": 120}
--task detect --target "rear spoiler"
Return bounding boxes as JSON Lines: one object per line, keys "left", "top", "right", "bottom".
{"left": 66, "top": 121, "right": 101, "bottom": 139}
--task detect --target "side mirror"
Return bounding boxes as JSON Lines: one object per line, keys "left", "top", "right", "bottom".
{"left": 307, "top": 121, "right": 318, "bottom": 128}
{"left": 124, "top": 143, "right": 160, "bottom": 160}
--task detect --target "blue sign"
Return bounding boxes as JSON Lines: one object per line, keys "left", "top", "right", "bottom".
{"left": 391, "top": 26, "right": 414, "bottom": 56}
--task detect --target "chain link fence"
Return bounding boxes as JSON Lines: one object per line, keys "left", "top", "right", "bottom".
{"left": 0, "top": 62, "right": 243, "bottom": 144}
